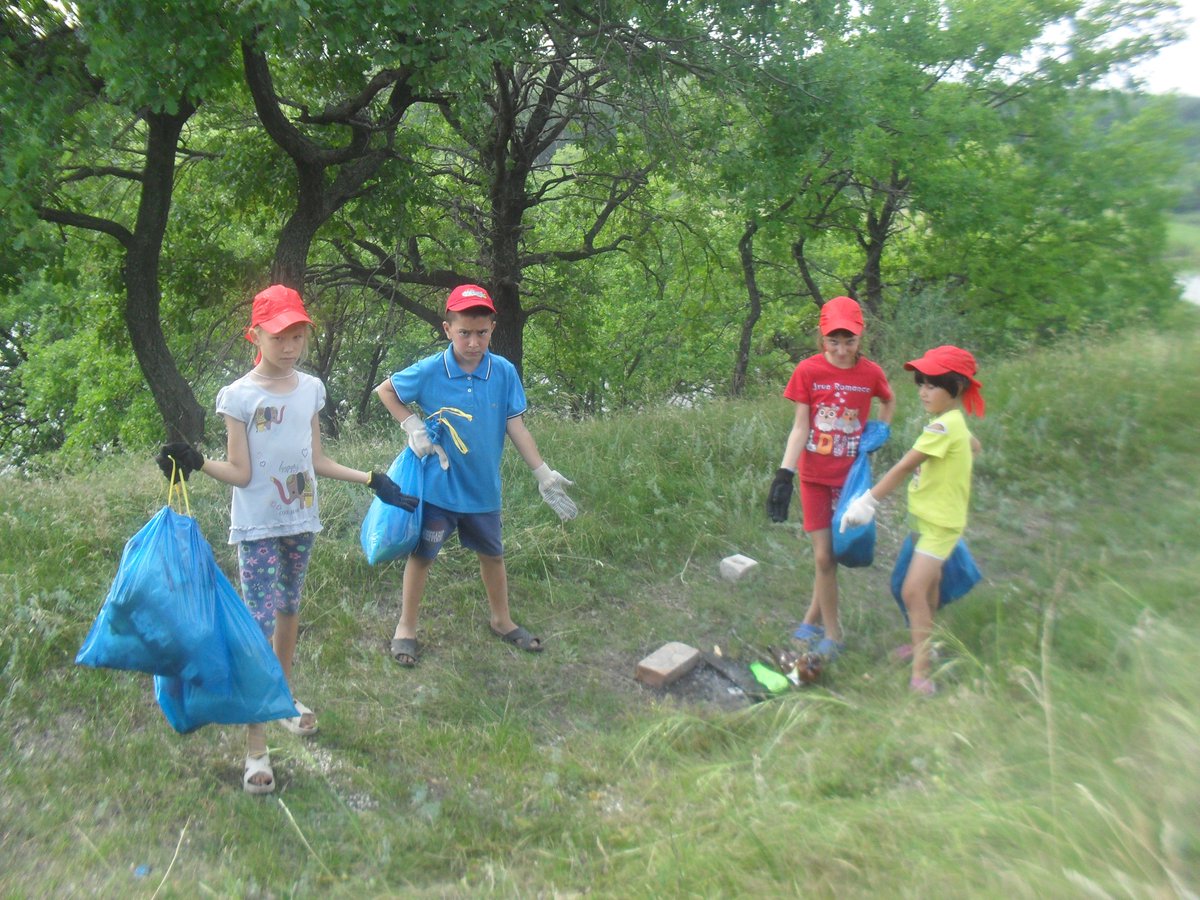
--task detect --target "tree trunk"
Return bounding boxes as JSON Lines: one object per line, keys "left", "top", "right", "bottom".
{"left": 270, "top": 163, "right": 327, "bottom": 290}
{"left": 732, "top": 218, "right": 762, "bottom": 397}
{"left": 488, "top": 169, "right": 528, "bottom": 374}
{"left": 125, "top": 106, "right": 206, "bottom": 444}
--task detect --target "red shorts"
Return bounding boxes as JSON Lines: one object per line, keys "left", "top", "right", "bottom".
{"left": 800, "top": 481, "right": 843, "bottom": 532}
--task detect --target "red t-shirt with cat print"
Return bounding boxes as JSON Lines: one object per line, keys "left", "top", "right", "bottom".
{"left": 783, "top": 353, "right": 893, "bottom": 486}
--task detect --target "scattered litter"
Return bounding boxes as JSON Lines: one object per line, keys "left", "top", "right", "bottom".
{"left": 768, "top": 646, "right": 824, "bottom": 685}
{"left": 719, "top": 554, "right": 758, "bottom": 583}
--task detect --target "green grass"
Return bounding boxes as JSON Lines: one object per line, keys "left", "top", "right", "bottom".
{"left": 2, "top": 317, "right": 1199, "bottom": 896}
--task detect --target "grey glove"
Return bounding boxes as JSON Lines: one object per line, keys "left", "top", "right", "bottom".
{"left": 532, "top": 463, "right": 577, "bottom": 521}
{"left": 401, "top": 414, "right": 449, "bottom": 470}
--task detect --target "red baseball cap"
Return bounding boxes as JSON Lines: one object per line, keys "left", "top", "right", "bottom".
{"left": 905, "top": 345, "right": 986, "bottom": 417}
{"left": 246, "top": 284, "right": 312, "bottom": 339}
{"left": 819, "top": 296, "right": 863, "bottom": 335}
{"left": 445, "top": 284, "right": 495, "bottom": 314}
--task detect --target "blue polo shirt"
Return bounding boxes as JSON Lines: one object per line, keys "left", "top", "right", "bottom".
{"left": 390, "top": 348, "right": 528, "bottom": 513}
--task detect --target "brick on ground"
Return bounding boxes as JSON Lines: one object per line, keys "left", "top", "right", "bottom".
{"left": 636, "top": 641, "right": 702, "bottom": 688}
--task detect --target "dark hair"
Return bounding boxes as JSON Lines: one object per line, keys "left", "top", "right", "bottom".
{"left": 913, "top": 370, "right": 970, "bottom": 397}
{"left": 445, "top": 306, "right": 497, "bottom": 322}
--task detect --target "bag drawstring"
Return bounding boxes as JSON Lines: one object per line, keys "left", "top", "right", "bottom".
{"left": 426, "top": 407, "right": 473, "bottom": 455}
{"left": 165, "top": 463, "right": 192, "bottom": 517}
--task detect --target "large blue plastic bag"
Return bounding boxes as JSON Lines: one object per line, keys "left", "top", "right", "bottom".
{"left": 152, "top": 550, "right": 297, "bottom": 734}
{"left": 77, "top": 498, "right": 297, "bottom": 734}
{"left": 890, "top": 534, "right": 982, "bottom": 622}
{"left": 360, "top": 447, "right": 425, "bottom": 564}
{"left": 832, "top": 421, "right": 891, "bottom": 567}
{"left": 76, "top": 505, "right": 230, "bottom": 690}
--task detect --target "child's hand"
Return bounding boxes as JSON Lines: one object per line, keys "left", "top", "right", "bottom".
{"left": 767, "top": 468, "right": 794, "bottom": 522}
{"left": 368, "top": 472, "right": 419, "bottom": 512}
{"left": 840, "top": 491, "right": 878, "bottom": 531}
{"left": 401, "top": 415, "right": 449, "bottom": 470}
{"left": 156, "top": 442, "right": 204, "bottom": 481}
{"left": 533, "top": 463, "right": 577, "bottom": 521}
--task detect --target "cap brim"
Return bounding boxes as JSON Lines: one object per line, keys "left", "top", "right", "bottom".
{"left": 820, "top": 317, "right": 862, "bottom": 335}
{"left": 256, "top": 311, "right": 313, "bottom": 333}
{"left": 903, "top": 358, "right": 951, "bottom": 375}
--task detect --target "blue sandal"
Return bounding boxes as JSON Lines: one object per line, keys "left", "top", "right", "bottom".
{"left": 815, "top": 638, "right": 845, "bottom": 661}
{"left": 792, "top": 623, "right": 825, "bottom": 643}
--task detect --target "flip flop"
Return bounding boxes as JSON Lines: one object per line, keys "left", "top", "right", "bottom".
{"left": 389, "top": 637, "right": 419, "bottom": 667}
{"left": 243, "top": 752, "right": 275, "bottom": 795}
{"left": 280, "top": 699, "right": 318, "bottom": 736}
{"left": 909, "top": 676, "right": 937, "bottom": 696}
{"left": 792, "top": 623, "right": 825, "bottom": 643}
{"left": 491, "top": 624, "right": 544, "bottom": 653}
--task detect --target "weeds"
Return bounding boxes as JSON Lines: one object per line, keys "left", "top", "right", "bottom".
{"left": 1, "top": 323, "right": 1198, "bottom": 895}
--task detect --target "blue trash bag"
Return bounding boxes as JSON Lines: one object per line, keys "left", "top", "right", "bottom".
{"left": 832, "top": 421, "right": 891, "bottom": 567}
{"left": 360, "top": 447, "right": 425, "bottom": 565}
{"left": 890, "top": 534, "right": 983, "bottom": 623}
{"left": 77, "top": 486, "right": 296, "bottom": 734}
{"left": 76, "top": 505, "right": 231, "bottom": 691}
{"left": 152, "top": 544, "right": 298, "bottom": 733}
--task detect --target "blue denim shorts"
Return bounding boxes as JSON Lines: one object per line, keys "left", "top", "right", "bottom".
{"left": 413, "top": 502, "right": 504, "bottom": 559}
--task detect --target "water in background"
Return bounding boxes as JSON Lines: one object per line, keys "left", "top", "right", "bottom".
{"left": 1184, "top": 273, "right": 1200, "bottom": 305}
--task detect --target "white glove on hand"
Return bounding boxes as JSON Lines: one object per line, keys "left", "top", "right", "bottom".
{"left": 533, "top": 463, "right": 577, "bottom": 521}
{"left": 840, "top": 490, "right": 879, "bottom": 532}
{"left": 401, "top": 414, "right": 449, "bottom": 470}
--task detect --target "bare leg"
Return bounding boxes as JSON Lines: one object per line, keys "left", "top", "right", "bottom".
{"left": 809, "top": 528, "right": 840, "bottom": 641}
{"left": 270, "top": 611, "right": 316, "bottom": 730}
{"left": 478, "top": 554, "right": 515, "bottom": 635}
{"left": 902, "top": 553, "right": 945, "bottom": 684}
{"left": 245, "top": 721, "right": 271, "bottom": 788}
{"left": 393, "top": 554, "right": 435, "bottom": 642}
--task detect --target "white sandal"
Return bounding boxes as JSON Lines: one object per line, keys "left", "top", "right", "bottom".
{"left": 280, "top": 699, "right": 318, "bottom": 737}
{"left": 243, "top": 752, "right": 275, "bottom": 794}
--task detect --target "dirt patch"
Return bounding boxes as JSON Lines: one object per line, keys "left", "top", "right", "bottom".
{"left": 649, "top": 660, "right": 756, "bottom": 711}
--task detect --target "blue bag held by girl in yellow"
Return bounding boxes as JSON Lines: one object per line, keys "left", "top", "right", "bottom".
{"left": 890, "top": 534, "right": 982, "bottom": 622}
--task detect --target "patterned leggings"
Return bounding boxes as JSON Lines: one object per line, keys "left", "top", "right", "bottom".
{"left": 237, "top": 534, "right": 314, "bottom": 639}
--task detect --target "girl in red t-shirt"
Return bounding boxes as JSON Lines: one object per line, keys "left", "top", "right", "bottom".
{"left": 767, "top": 296, "right": 895, "bottom": 659}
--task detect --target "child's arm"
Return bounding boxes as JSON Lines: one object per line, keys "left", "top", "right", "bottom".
{"left": 197, "top": 415, "right": 253, "bottom": 487}
{"left": 840, "top": 448, "right": 928, "bottom": 530}
{"left": 767, "top": 402, "right": 809, "bottom": 522}
{"left": 507, "top": 415, "right": 577, "bottom": 521}
{"left": 778, "top": 402, "right": 810, "bottom": 470}
{"left": 877, "top": 393, "right": 897, "bottom": 425}
{"left": 971, "top": 434, "right": 982, "bottom": 456}
{"left": 505, "top": 415, "right": 546, "bottom": 470}
{"left": 310, "top": 415, "right": 371, "bottom": 485}
{"left": 310, "top": 414, "right": 417, "bottom": 509}
{"left": 374, "top": 379, "right": 414, "bottom": 424}
{"left": 375, "top": 379, "right": 448, "bottom": 469}
{"left": 867, "top": 449, "right": 927, "bottom": 502}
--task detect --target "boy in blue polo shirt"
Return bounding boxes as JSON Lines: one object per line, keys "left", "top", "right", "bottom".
{"left": 375, "top": 284, "right": 577, "bottom": 666}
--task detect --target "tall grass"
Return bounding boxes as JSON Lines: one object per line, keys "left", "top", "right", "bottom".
{"left": 1, "top": 318, "right": 1198, "bottom": 896}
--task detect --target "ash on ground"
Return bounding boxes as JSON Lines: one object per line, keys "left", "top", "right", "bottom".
{"left": 647, "top": 660, "right": 759, "bottom": 711}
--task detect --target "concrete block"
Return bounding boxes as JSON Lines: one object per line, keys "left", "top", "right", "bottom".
{"left": 636, "top": 641, "right": 702, "bottom": 688}
{"left": 719, "top": 554, "right": 758, "bottom": 583}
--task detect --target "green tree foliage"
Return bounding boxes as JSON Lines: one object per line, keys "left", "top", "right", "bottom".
{"left": 0, "top": 0, "right": 1190, "bottom": 463}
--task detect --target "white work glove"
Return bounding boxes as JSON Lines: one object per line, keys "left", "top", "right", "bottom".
{"left": 532, "top": 463, "right": 577, "bottom": 521}
{"left": 401, "top": 414, "right": 449, "bottom": 470}
{"left": 839, "top": 490, "right": 879, "bottom": 532}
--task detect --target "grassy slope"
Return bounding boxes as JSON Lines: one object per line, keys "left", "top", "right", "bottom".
{"left": 2, "top": 313, "right": 1198, "bottom": 897}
